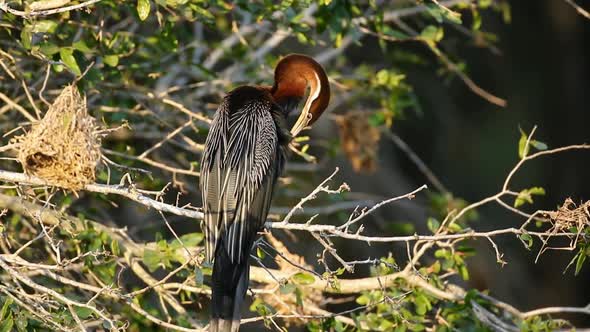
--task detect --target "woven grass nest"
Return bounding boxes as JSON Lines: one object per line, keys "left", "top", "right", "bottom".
{"left": 14, "top": 85, "right": 101, "bottom": 191}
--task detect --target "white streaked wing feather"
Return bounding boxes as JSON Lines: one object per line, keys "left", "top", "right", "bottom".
{"left": 200, "top": 97, "right": 279, "bottom": 264}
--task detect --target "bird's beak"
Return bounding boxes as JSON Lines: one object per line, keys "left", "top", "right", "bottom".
{"left": 290, "top": 73, "right": 322, "bottom": 137}
{"left": 290, "top": 103, "right": 312, "bottom": 137}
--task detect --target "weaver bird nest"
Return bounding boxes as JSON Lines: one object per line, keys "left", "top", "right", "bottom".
{"left": 548, "top": 198, "right": 590, "bottom": 239}
{"left": 13, "top": 85, "right": 102, "bottom": 191}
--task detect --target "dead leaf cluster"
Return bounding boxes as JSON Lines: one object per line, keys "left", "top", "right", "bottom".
{"left": 335, "top": 112, "right": 381, "bottom": 173}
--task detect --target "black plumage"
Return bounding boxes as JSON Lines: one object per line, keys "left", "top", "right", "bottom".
{"left": 200, "top": 54, "right": 330, "bottom": 332}
{"left": 200, "top": 86, "right": 292, "bottom": 332}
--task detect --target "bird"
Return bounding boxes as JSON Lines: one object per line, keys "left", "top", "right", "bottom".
{"left": 199, "top": 54, "right": 330, "bottom": 332}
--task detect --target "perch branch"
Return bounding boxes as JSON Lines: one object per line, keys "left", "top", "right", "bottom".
{"left": 0, "top": 0, "right": 102, "bottom": 17}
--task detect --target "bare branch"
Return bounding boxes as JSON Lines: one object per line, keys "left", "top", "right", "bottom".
{"left": 564, "top": 0, "right": 590, "bottom": 20}
{"left": 0, "top": 0, "right": 102, "bottom": 17}
{"left": 0, "top": 169, "right": 203, "bottom": 219}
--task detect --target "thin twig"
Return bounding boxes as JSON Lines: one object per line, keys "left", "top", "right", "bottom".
{"left": 0, "top": 92, "right": 37, "bottom": 122}
{"left": 0, "top": 0, "right": 102, "bottom": 17}
{"left": 564, "top": 0, "right": 590, "bottom": 19}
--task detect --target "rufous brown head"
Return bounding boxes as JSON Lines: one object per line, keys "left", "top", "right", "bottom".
{"left": 271, "top": 54, "right": 330, "bottom": 137}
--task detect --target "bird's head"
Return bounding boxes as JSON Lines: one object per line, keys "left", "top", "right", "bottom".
{"left": 271, "top": 54, "right": 330, "bottom": 137}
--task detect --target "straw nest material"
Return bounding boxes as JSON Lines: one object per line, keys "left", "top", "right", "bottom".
{"left": 13, "top": 85, "right": 101, "bottom": 191}
{"left": 548, "top": 198, "right": 590, "bottom": 235}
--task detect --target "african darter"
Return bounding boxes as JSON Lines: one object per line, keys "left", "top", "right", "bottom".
{"left": 200, "top": 54, "right": 330, "bottom": 332}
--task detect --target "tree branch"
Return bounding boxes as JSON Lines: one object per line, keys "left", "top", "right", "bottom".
{"left": 0, "top": 0, "right": 102, "bottom": 17}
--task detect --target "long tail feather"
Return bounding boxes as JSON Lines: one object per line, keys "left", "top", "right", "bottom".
{"left": 210, "top": 247, "right": 249, "bottom": 332}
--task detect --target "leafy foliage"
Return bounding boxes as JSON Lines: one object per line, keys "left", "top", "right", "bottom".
{"left": 0, "top": 0, "right": 587, "bottom": 331}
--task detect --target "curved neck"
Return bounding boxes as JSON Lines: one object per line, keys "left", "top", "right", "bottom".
{"left": 271, "top": 54, "right": 330, "bottom": 136}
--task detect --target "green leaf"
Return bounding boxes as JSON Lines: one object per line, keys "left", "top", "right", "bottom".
{"left": 73, "top": 39, "right": 93, "bottom": 53}
{"left": 176, "top": 233, "right": 196, "bottom": 246}
{"left": 110, "top": 239, "right": 120, "bottom": 256}
{"left": 443, "top": 9, "right": 462, "bottom": 24}
{"left": 519, "top": 233, "right": 533, "bottom": 249}
{"left": 430, "top": 260, "right": 441, "bottom": 273}
{"left": 0, "top": 313, "right": 13, "bottom": 332}
{"left": 75, "top": 306, "right": 93, "bottom": 319}
{"left": 256, "top": 246, "right": 265, "bottom": 259}
{"left": 249, "top": 298, "right": 274, "bottom": 316}
{"left": 356, "top": 294, "right": 369, "bottom": 305}
{"left": 0, "top": 297, "right": 12, "bottom": 319}
{"left": 291, "top": 272, "right": 315, "bottom": 285}
{"left": 426, "top": 4, "right": 462, "bottom": 24}
{"left": 518, "top": 128, "right": 547, "bottom": 158}
{"left": 296, "top": 32, "right": 308, "bottom": 44}
{"left": 192, "top": 5, "right": 215, "bottom": 24}
{"left": 518, "top": 128, "right": 529, "bottom": 158}
{"left": 377, "top": 70, "right": 390, "bottom": 85}
{"left": 500, "top": 1, "right": 511, "bottom": 23}
{"left": 93, "top": 261, "right": 117, "bottom": 284}
{"left": 514, "top": 196, "right": 527, "bottom": 208}
{"left": 529, "top": 187, "right": 545, "bottom": 195}
{"left": 388, "top": 222, "right": 414, "bottom": 235}
{"left": 52, "top": 63, "right": 64, "bottom": 72}
{"left": 414, "top": 294, "right": 430, "bottom": 315}
{"left": 413, "top": 324, "right": 425, "bottom": 331}
{"left": 59, "top": 48, "right": 82, "bottom": 76}
{"left": 295, "top": 287, "right": 303, "bottom": 307}
{"left": 137, "top": 0, "right": 151, "bottom": 21}
{"left": 279, "top": 283, "right": 296, "bottom": 294}
{"left": 458, "top": 264, "right": 469, "bottom": 280}
{"left": 14, "top": 312, "right": 27, "bottom": 332}
{"left": 20, "top": 29, "right": 32, "bottom": 50}
{"left": 575, "top": 247, "right": 587, "bottom": 275}
{"left": 374, "top": 69, "right": 405, "bottom": 89}
{"left": 195, "top": 267, "right": 204, "bottom": 285}
{"left": 479, "top": 0, "right": 492, "bottom": 8}
{"left": 448, "top": 222, "right": 463, "bottom": 233}
{"left": 420, "top": 25, "right": 444, "bottom": 44}
{"left": 171, "top": 232, "right": 203, "bottom": 248}
{"left": 530, "top": 139, "right": 548, "bottom": 151}
{"left": 435, "top": 249, "right": 449, "bottom": 259}
{"left": 301, "top": 144, "right": 309, "bottom": 154}
{"left": 381, "top": 26, "right": 409, "bottom": 41}
{"left": 104, "top": 55, "right": 119, "bottom": 67}
{"left": 426, "top": 4, "right": 443, "bottom": 23}
{"left": 368, "top": 111, "right": 385, "bottom": 127}
{"left": 427, "top": 217, "right": 440, "bottom": 233}
{"left": 39, "top": 42, "right": 60, "bottom": 56}
{"left": 143, "top": 249, "right": 160, "bottom": 272}
{"left": 514, "top": 187, "right": 545, "bottom": 208}
{"left": 103, "top": 321, "right": 114, "bottom": 330}
{"left": 30, "top": 20, "right": 58, "bottom": 33}
{"left": 334, "top": 32, "right": 342, "bottom": 48}
{"left": 472, "top": 8, "right": 482, "bottom": 30}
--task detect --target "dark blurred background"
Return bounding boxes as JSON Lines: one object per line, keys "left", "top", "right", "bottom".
{"left": 3, "top": 0, "right": 589, "bottom": 330}
{"left": 314, "top": 0, "right": 590, "bottom": 325}
{"left": 97, "top": 0, "right": 590, "bottom": 328}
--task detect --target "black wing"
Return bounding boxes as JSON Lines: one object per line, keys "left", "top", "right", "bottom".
{"left": 200, "top": 89, "right": 282, "bottom": 264}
